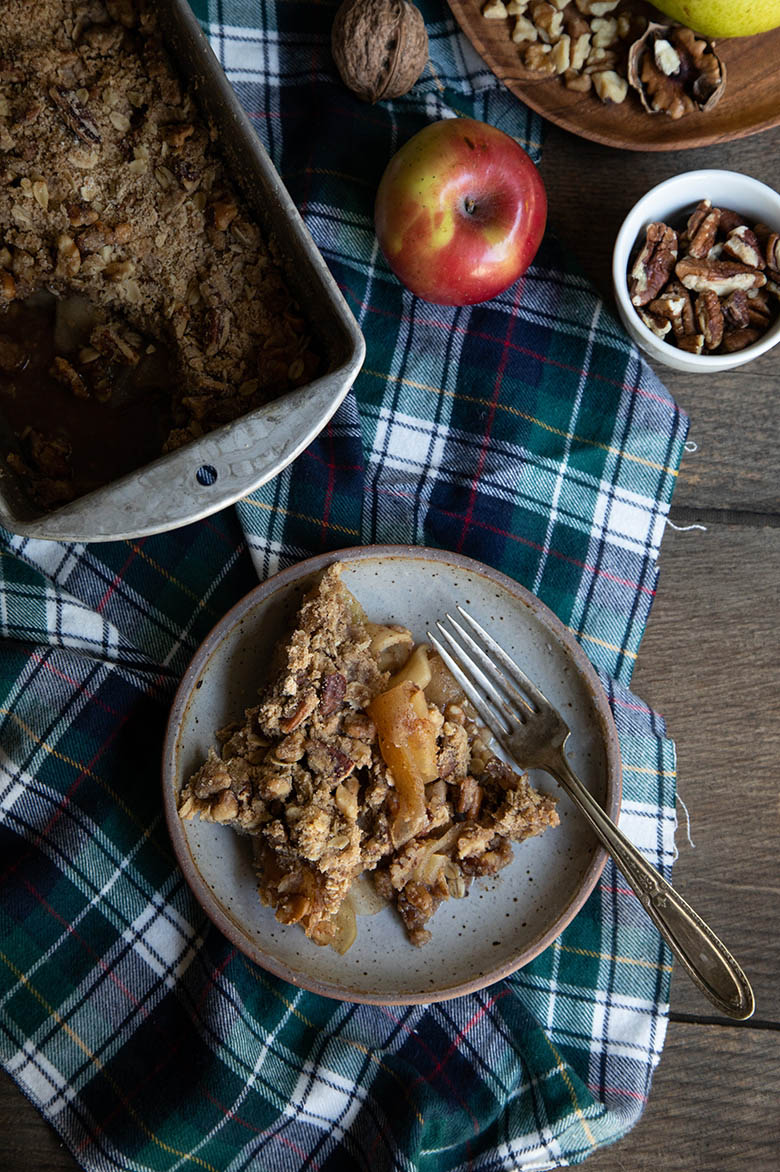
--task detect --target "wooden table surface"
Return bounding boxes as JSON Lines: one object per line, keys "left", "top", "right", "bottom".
{"left": 1, "top": 122, "right": 778, "bottom": 1171}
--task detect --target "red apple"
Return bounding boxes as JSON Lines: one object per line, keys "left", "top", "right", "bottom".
{"left": 374, "top": 116, "right": 547, "bottom": 306}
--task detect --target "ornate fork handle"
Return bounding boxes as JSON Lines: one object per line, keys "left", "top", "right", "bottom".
{"left": 548, "top": 749, "right": 755, "bottom": 1020}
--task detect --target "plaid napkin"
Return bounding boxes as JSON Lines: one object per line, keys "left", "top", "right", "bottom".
{"left": 0, "top": 2, "right": 689, "bottom": 1169}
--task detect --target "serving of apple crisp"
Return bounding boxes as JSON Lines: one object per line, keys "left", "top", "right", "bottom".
{"left": 178, "top": 563, "right": 559, "bottom": 950}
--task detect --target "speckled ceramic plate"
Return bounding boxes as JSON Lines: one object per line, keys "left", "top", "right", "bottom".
{"left": 162, "top": 546, "right": 622, "bottom": 1003}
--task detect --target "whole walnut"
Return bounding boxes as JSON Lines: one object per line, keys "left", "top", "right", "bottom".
{"left": 331, "top": 0, "right": 429, "bottom": 103}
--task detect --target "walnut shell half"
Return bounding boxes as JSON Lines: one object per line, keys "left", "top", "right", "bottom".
{"left": 331, "top": 0, "right": 429, "bottom": 104}
{"left": 627, "top": 22, "right": 726, "bottom": 120}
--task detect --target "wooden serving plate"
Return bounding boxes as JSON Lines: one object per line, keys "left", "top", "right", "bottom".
{"left": 446, "top": 0, "right": 780, "bottom": 151}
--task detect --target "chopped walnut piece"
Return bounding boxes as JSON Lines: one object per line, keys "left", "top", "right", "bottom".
{"left": 513, "top": 15, "right": 539, "bottom": 43}
{"left": 591, "top": 69, "right": 628, "bottom": 104}
{"left": 482, "top": 0, "right": 509, "bottom": 17}
{"left": 530, "top": 1, "right": 563, "bottom": 42}
{"left": 574, "top": 0, "right": 618, "bottom": 14}
{"left": 522, "top": 42, "right": 556, "bottom": 72}
{"left": 563, "top": 67, "right": 592, "bottom": 92}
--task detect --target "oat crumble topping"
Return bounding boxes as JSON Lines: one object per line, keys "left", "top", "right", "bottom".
{"left": 179, "top": 564, "right": 559, "bottom": 950}
{"left": 0, "top": 0, "right": 319, "bottom": 506}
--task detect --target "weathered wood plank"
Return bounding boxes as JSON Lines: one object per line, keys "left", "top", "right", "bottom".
{"left": 539, "top": 126, "right": 780, "bottom": 515}
{"left": 631, "top": 523, "right": 780, "bottom": 1019}
{"left": 587, "top": 1021, "right": 780, "bottom": 1171}
{"left": 0, "top": 1071, "right": 77, "bottom": 1171}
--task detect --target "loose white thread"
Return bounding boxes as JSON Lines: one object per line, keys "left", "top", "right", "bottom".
{"left": 666, "top": 520, "right": 707, "bottom": 532}
{"left": 677, "top": 790, "right": 696, "bottom": 848}
{"left": 684, "top": 440, "right": 698, "bottom": 452}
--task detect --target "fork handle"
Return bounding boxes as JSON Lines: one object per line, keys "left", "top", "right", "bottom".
{"left": 549, "top": 753, "right": 755, "bottom": 1020}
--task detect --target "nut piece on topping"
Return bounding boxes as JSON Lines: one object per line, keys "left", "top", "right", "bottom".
{"left": 628, "top": 221, "right": 678, "bottom": 307}
{"left": 627, "top": 22, "right": 726, "bottom": 120}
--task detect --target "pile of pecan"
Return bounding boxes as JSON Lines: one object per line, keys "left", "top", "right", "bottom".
{"left": 628, "top": 201, "right": 780, "bottom": 355}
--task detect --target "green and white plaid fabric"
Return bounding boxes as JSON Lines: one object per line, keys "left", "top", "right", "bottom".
{"left": 0, "top": 2, "right": 689, "bottom": 1169}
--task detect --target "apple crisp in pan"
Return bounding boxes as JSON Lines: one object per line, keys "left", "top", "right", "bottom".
{"left": 0, "top": 0, "right": 318, "bottom": 507}
{"left": 179, "top": 564, "right": 559, "bottom": 950}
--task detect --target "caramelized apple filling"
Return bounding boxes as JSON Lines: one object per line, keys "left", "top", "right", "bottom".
{"left": 179, "top": 563, "right": 559, "bottom": 949}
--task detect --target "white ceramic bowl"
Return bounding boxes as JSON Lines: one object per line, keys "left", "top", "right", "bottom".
{"left": 612, "top": 169, "right": 780, "bottom": 374}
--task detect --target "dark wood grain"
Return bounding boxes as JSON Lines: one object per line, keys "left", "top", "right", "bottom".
{"left": 631, "top": 524, "right": 780, "bottom": 1018}
{"left": 585, "top": 1023, "right": 780, "bottom": 1170}
{"left": 0, "top": 1071, "right": 76, "bottom": 1171}
{"left": 446, "top": 1, "right": 780, "bottom": 151}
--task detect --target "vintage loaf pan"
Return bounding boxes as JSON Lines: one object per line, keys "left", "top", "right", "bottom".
{"left": 0, "top": 0, "right": 365, "bottom": 543}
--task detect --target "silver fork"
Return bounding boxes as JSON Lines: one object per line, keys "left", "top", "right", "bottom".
{"left": 429, "top": 606, "right": 755, "bottom": 1021}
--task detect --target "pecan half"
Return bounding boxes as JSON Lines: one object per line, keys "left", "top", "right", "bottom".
{"left": 694, "top": 291, "right": 724, "bottom": 350}
{"left": 687, "top": 209, "right": 721, "bottom": 259}
{"left": 629, "top": 222, "right": 678, "bottom": 306}
{"left": 638, "top": 309, "right": 671, "bottom": 338}
{"left": 675, "top": 256, "right": 766, "bottom": 296}
{"left": 720, "top": 327, "right": 762, "bottom": 353}
{"left": 718, "top": 208, "right": 748, "bottom": 235}
{"left": 722, "top": 225, "right": 765, "bottom": 270}
{"left": 765, "top": 233, "right": 780, "bottom": 272}
{"left": 48, "top": 86, "right": 101, "bottom": 145}
{"left": 722, "top": 289, "right": 750, "bottom": 328}
{"left": 647, "top": 290, "right": 693, "bottom": 337}
{"left": 676, "top": 333, "right": 704, "bottom": 354}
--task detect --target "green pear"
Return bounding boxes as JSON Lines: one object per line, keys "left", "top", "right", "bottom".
{"left": 651, "top": 0, "right": 780, "bottom": 37}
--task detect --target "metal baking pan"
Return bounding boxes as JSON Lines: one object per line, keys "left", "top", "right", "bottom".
{"left": 0, "top": 0, "right": 365, "bottom": 543}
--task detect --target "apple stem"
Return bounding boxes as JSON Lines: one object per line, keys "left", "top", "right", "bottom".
{"left": 464, "top": 197, "right": 476, "bottom": 215}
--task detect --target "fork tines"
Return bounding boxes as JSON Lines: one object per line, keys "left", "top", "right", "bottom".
{"left": 428, "top": 606, "right": 540, "bottom": 742}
